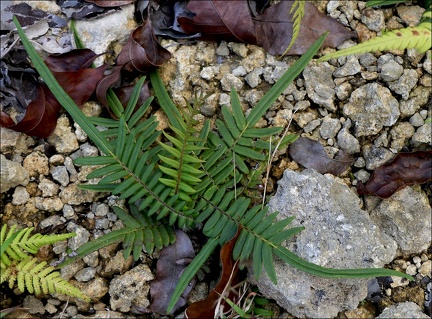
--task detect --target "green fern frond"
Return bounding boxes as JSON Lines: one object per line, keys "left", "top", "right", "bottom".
{"left": 158, "top": 115, "right": 207, "bottom": 202}
{"left": 1, "top": 225, "right": 75, "bottom": 266}
{"left": 318, "top": 5, "right": 431, "bottom": 61}
{"left": 0, "top": 225, "right": 87, "bottom": 301}
{"left": 281, "top": 0, "right": 307, "bottom": 57}
{"left": 4, "top": 257, "right": 89, "bottom": 301}
{"left": 60, "top": 205, "right": 176, "bottom": 267}
{"left": 16, "top": 24, "right": 408, "bottom": 316}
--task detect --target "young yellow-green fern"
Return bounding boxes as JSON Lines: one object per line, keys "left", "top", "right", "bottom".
{"left": 281, "top": 0, "right": 307, "bottom": 57}
{"left": 318, "top": 5, "right": 431, "bottom": 61}
{"left": 0, "top": 224, "right": 89, "bottom": 301}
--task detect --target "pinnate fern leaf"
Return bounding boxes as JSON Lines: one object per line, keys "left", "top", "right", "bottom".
{"left": 158, "top": 106, "right": 208, "bottom": 202}
{"left": 318, "top": 6, "right": 431, "bottom": 61}
{"left": 5, "top": 257, "right": 89, "bottom": 301}
{"left": 1, "top": 225, "right": 74, "bottom": 267}
{"left": 0, "top": 225, "right": 87, "bottom": 301}
{"left": 281, "top": 0, "right": 306, "bottom": 57}
{"left": 60, "top": 205, "right": 176, "bottom": 267}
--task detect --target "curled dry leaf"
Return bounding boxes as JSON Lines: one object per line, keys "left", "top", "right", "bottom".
{"left": 289, "top": 136, "right": 354, "bottom": 175}
{"left": 185, "top": 227, "right": 243, "bottom": 319}
{"left": 1, "top": 85, "right": 60, "bottom": 138}
{"left": 116, "top": 18, "right": 172, "bottom": 73}
{"left": 149, "top": 229, "right": 196, "bottom": 315}
{"left": 357, "top": 150, "right": 432, "bottom": 198}
{"left": 0, "top": 49, "right": 106, "bottom": 138}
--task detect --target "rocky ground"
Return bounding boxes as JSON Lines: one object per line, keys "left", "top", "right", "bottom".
{"left": 0, "top": 0, "right": 431, "bottom": 318}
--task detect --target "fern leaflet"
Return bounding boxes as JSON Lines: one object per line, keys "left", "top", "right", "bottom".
{"left": 281, "top": 0, "right": 306, "bottom": 57}
{"left": 60, "top": 205, "right": 175, "bottom": 267}
{"left": 318, "top": 5, "right": 431, "bottom": 61}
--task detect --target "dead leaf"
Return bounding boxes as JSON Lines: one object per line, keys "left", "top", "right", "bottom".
{"left": 185, "top": 227, "right": 243, "bottom": 319}
{"left": 113, "top": 81, "right": 151, "bottom": 110}
{"left": 357, "top": 150, "right": 432, "bottom": 198}
{"left": 151, "top": 1, "right": 201, "bottom": 39}
{"left": 84, "top": 0, "right": 135, "bottom": 7}
{"left": 117, "top": 18, "right": 172, "bottom": 73}
{"left": 0, "top": 49, "right": 107, "bottom": 137}
{"left": 289, "top": 136, "right": 354, "bottom": 175}
{"left": 59, "top": 0, "right": 106, "bottom": 20}
{"left": 44, "top": 49, "right": 109, "bottom": 106}
{"left": 44, "top": 49, "right": 99, "bottom": 71}
{"left": 1, "top": 2, "right": 67, "bottom": 30}
{"left": 177, "top": 0, "right": 257, "bottom": 43}
{"left": 177, "top": 0, "right": 356, "bottom": 55}
{"left": 0, "top": 85, "right": 61, "bottom": 138}
{"left": 255, "top": 1, "right": 357, "bottom": 55}
{"left": 149, "top": 229, "right": 196, "bottom": 315}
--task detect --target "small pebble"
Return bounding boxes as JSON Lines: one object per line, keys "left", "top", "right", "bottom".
{"left": 419, "top": 260, "right": 431, "bottom": 277}
{"left": 406, "top": 264, "right": 418, "bottom": 276}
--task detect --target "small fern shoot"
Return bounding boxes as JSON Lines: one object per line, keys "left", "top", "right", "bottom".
{"left": 158, "top": 102, "right": 208, "bottom": 202}
{"left": 0, "top": 224, "right": 89, "bottom": 301}
{"left": 318, "top": 4, "right": 431, "bottom": 61}
{"left": 281, "top": 0, "right": 307, "bottom": 57}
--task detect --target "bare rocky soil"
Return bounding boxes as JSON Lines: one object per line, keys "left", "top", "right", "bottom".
{"left": 1, "top": 1, "right": 431, "bottom": 318}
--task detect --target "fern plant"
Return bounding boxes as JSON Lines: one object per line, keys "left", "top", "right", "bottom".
{"left": 13, "top": 16, "right": 413, "bottom": 315}
{"left": 0, "top": 224, "right": 89, "bottom": 301}
{"left": 318, "top": 1, "right": 431, "bottom": 61}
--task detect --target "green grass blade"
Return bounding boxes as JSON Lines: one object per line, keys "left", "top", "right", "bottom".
{"left": 167, "top": 237, "right": 219, "bottom": 313}
{"left": 13, "top": 17, "right": 112, "bottom": 155}
{"left": 246, "top": 33, "right": 327, "bottom": 127}
{"left": 274, "top": 246, "right": 413, "bottom": 280}
{"left": 149, "top": 70, "right": 183, "bottom": 129}
{"left": 124, "top": 77, "right": 146, "bottom": 121}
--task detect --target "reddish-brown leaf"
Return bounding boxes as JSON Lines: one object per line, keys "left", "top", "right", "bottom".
{"left": 95, "top": 65, "right": 123, "bottom": 113}
{"left": 255, "top": 1, "right": 357, "bottom": 55}
{"left": 177, "top": 0, "right": 257, "bottom": 43}
{"left": 45, "top": 48, "right": 108, "bottom": 106}
{"left": 185, "top": 227, "right": 243, "bottom": 319}
{"left": 357, "top": 151, "right": 432, "bottom": 198}
{"left": 289, "top": 137, "right": 354, "bottom": 175}
{"left": 83, "top": 0, "right": 135, "bottom": 7}
{"left": 177, "top": 0, "right": 356, "bottom": 55}
{"left": 1, "top": 49, "right": 107, "bottom": 137}
{"left": 116, "top": 18, "right": 171, "bottom": 73}
{"left": 52, "top": 65, "right": 109, "bottom": 106}
{"left": 44, "top": 49, "right": 98, "bottom": 71}
{"left": 0, "top": 85, "right": 60, "bottom": 138}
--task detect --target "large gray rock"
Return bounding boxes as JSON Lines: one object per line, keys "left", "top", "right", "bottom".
{"left": 370, "top": 186, "right": 431, "bottom": 255}
{"left": 343, "top": 83, "right": 400, "bottom": 137}
{"left": 109, "top": 264, "right": 154, "bottom": 312}
{"left": 74, "top": 4, "right": 137, "bottom": 66}
{"left": 0, "top": 154, "right": 29, "bottom": 193}
{"left": 303, "top": 62, "right": 336, "bottom": 112}
{"left": 250, "top": 169, "right": 397, "bottom": 318}
{"left": 376, "top": 301, "right": 430, "bottom": 319}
